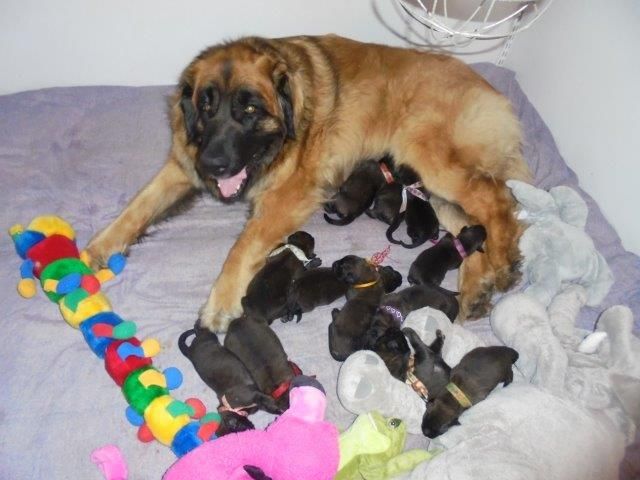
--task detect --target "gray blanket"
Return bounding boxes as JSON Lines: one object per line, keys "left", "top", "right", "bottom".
{"left": 0, "top": 63, "right": 638, "bottom": 479}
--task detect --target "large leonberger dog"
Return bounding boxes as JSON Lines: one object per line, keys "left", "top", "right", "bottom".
{"left": 86, "top": 35, "right": 530, "bottom": 332}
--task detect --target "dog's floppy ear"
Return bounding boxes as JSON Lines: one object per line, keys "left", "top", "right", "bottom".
{"left": 273, "top": 64, "right": 296, "bottom": 140}
{"left": 179, "top": 82, "right": 198, "bottom": 144}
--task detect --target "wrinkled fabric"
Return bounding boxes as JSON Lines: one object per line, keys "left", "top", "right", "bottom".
{"left": 1, "top": 63, "right": 639, "bottom": 479}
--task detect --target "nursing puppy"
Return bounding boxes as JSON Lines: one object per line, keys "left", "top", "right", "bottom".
{"left": 178, "top": 327, "right": 282, "bottom": 427}
{"left": 408, "top": 225, "right": 487, "bottom": 286}
{"left": 386, "top": 186, "right": 440, "bottom": 249}
{"left": 366, "top": 182, "right": 403, "bottom": 225}
{"left": 241, "top": 231, "right": 320, "bottom": 324}
{"left": 328, "top": 256, "right": 401, "bottom": 361}
{"left": 421, "top": 345, "right": 519, "bottom": 438}
{"left": 324, "top": 158, "right": 394, "bottom": 226}
{"left": 224, "top": 316, "right": 300, "bottom": 411}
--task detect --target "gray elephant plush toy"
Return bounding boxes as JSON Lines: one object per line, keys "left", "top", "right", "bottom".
{"left": 507, "top": 180, "right": 613, "bottom": 306}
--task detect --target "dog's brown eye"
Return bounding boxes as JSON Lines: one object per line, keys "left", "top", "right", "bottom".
{"left": 244, "top": 105, "right": 256, "bottom": 114}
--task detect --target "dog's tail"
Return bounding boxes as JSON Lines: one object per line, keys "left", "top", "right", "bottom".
{"left": 324, "top": 213, "right": 357, "bottom": 226}
{"left": 385, "top": 213, "right": 406, "bottom": 245}
{"left": 178, "top": 329, "right": 196, "bottom": 358}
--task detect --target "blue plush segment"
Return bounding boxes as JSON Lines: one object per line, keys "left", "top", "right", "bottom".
{"left": 20, "top": 259, "right": 35, "bottom": 279}
{"left": 163, "top": 367, "right": 183, "bottom": 390}
{"left": 57, "top": 272, "right": 82, "bottom": 294}
{"left": 171, "top": 422, "right": 203, "bottom": 457}
{"left": 79, "top": 312, "right": 124, "bottom": 358}
{"left": 125, "top": 406, "right": 144, "bottom": 427}
{"left": 107, "top": 253, "right": 126, "bottom": 275}
{"left": 13, "top": 230, "right": 45, "bottom": 258}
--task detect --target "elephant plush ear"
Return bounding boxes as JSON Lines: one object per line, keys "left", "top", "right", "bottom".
{"left": 549, "top": 186, "right": 588, "bottom": 229}
{"left": 506, "top": 180, "right": 558, "bottom": 221}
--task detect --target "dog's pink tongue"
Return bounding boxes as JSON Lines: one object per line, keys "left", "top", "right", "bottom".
{"left": 217, "top": 167, "right": 247, "bottom": 198}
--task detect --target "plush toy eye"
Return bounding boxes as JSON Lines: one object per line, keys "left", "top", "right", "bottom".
{"left": 244, "top": 105, "right": 256, "bottom": 114}
{"left": 388, "top": 418, "right": 401, "bottom": 428}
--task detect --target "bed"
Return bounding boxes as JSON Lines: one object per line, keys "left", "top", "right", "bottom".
{"left": 1, "top": 63, "right": 638, "bottom": 479}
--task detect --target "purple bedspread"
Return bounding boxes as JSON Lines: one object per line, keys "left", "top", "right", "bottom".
{"left": 0, "top": 63, "right": 638, "bottom": 479}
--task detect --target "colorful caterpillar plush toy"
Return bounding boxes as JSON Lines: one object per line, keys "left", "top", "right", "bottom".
{"left": 9, "top": 215, "right": 221, "bottom": 457}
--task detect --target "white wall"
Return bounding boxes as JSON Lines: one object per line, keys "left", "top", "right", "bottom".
{"left": 505, "top": 0, "right": 640, "bottom": 255}
{"left": 0, "top": 0, "right": 509, "bottom": 94}
{"left": 2, "top": 0, "right": 638, "bottom": 254}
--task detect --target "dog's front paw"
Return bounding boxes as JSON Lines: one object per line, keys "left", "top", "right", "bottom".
{"left": 85, "top": 231, "right": 128, "bottom": 270}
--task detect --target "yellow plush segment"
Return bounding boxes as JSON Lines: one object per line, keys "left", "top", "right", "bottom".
{"left": 28, "top": 215, "right": 75, "bottom": 240}
{"left": 144, "top": 395, "right": 190, "bottom": 446}
{"left": 141, "top": 339, "right": 161, "bottom": 358}
{"left": 59, "top": 292, "right": 112, "bottom": 328}
{"left": 139, "top": 369, "right": 167, "bottom": 389}
{"left": 43, "top": 279, "right": 59, "bottom": 293}
{"left": 80, "top": 250, "right": 92, "bottom": 267}
{"left": 18, "top": 279, "right": 36, "bottom": 298}
{"left": 95, "top": 269, "right": 115, "bottom": 284}
{"left": 9, "top": 224, "right": 24, "bottom": 236}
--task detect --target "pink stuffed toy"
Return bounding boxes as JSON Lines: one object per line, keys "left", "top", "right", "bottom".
{"left": 163, "top": 376, "right": 340, "bottom": 480}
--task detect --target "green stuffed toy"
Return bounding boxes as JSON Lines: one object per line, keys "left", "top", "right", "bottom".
{"left": 336, "top": 411, "right": 436, "bottom": 479}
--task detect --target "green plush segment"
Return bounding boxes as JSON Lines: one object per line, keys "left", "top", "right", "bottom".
{"left": 201, "top": 412, "right": 222, "bottom": 424}
{"left": 167, "top": 401, "right": 194, "bottom": 418}
{"left": 122, "top": 366, "right": 169, "bottom": 415}
{"left": 40, "top": 258, "right": 92, "bottom": 303}
{"left": 62, "top": 288, "right": 89, "bottom": 311}
{"left": 336, "top": 412, "right": 408, "bottom": 480}
{"left": 113, "top": 321, "right": 137, "bottom": 339}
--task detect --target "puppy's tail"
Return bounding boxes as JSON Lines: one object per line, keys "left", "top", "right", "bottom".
{"left": 386, "top": 213, "right": 406, "bottom": 245}
{"left": 324, "top": 213, "right": 357, "bottom": 226}
{"left": 399, "top": 236, "right": 428, "bottom": 249}
{"left": 178, "top": 329, "right": 196, "bottom": 358}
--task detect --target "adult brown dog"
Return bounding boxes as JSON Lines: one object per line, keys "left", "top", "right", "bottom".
{"left": 85, "top": 35, "right": 530, "bottom": 332}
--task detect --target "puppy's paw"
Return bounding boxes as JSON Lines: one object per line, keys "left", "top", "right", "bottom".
{"left": 435, "top": 329, "right": 445, "bottom": 340}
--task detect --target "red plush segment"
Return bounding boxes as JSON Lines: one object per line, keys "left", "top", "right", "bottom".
{"left": 27, "top": 235, "right": 79, "bottom": 278}
{"left": 81, "top": 275, "right": 101, "bottom": 294}
{"left": 104, "top": 338, "right": 152, "bottom": 386}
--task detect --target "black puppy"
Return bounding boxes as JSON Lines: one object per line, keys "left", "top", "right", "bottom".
{"left": 178, "top": 327, "right": 281, "bottom": 429}
{"left": 366, "top": 182, "right": 403, "bottom": 225}
{"left": 365, "top": 326, "right": 451, "bottom": 399}
{"left": 283, "top": 263, "right": 402, "bottom": 323}
{"left": 403, "top": 328, "right": 451, "bottom": 399}
{"left": 324, "top": 158, "right": 394, "bottom": 225}
{"left": 408, "top": 225, "right": 487, "bottom": 286}
{"left": 421, "top": 346, "right": 518, "bottom": 438}
{"left": 224, "top": 316, "right": 301, "bottom": 411}
{"left": 283, "top": 267, "right": 349, "bottom": 323}
{"left": 386, "top": 185, "right": 440, "bottom": 249}
{"left": 328, "top": 256, "right": 401, "bottom": 361}
{"left": 242, "top": 231, "right": 320, "bottom": 324}
{"left": 377, "top": 283, "right": 460, "bottom": 325}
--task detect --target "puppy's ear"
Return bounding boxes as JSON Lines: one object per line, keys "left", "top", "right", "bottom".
{"left": 273, "top": 64, "right": 296, "bottom": 140}
{"left": 179, "top": 83, "right": 198, "bottom": 144}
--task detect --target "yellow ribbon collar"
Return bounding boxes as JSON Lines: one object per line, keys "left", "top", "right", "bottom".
{"left": 446, "top": 382, "right": 472, "bottom": 408}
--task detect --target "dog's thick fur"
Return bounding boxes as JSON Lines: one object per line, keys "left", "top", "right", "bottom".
{"left": 85, "top": 35, "right": 530, "bottom": 331}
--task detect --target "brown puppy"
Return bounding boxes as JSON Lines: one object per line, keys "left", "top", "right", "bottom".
{"left": 386, "top": 186, "right": 440, "bottom": 249}
{"left": 223, "top": 316, "right": 300, "bottom": 411}
{"left": 408, "top": 225, "right": 487, "bottom": 287}
{"left": 324, "top": 158, "right": 394, "bottom": 226}
{"left": 284, "top": 263, "right": 403, "bottom": 323}
{"left": 421, "top": 346, "right": 518, "bottom": 438}
{"left": 241, "top": 231, "right": 320, "bottom": 324}
{"left": 85, "top": 35, "right": 530, "bottom": 331}
{"left": 284, "top": 267, "right": 348, "bottom": 323}
{"left": 328, "top": 256, "right": 401, "bottom": 361}
{"left": 178, "top": 327, "right": 282, "bottom": 418}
